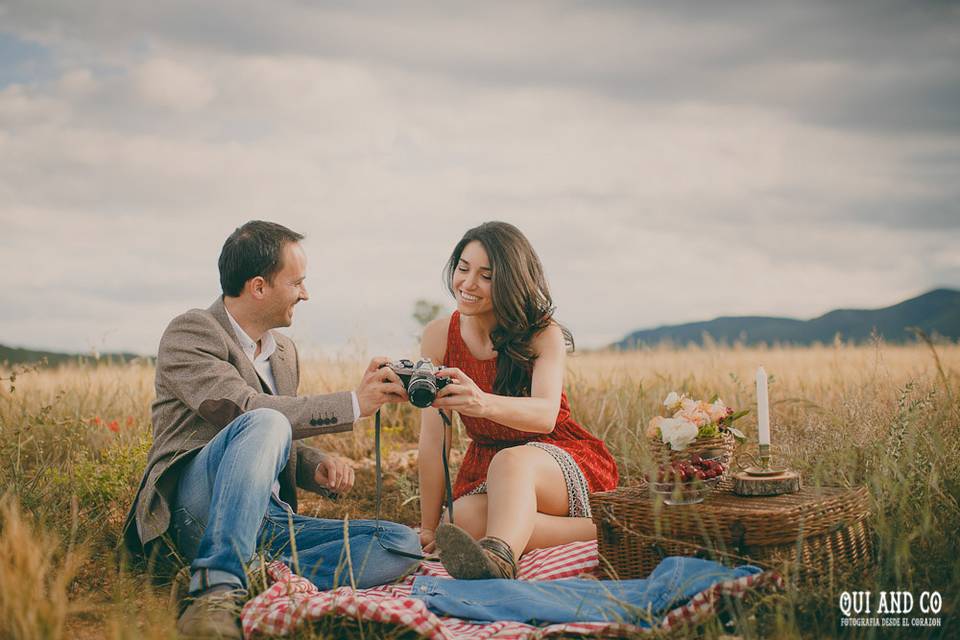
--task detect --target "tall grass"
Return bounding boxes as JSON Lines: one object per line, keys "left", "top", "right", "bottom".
{"left": 0, "top": 340, "right": 957, "bottom": 638}
{"left": 0, "top": 495, "right": 86, "bottom": 639}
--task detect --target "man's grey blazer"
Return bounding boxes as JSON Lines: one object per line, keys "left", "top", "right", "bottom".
{"left": 122, "top": 297, "right": 355, "bottom": 555}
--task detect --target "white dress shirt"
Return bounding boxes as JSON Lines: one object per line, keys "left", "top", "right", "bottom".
{"left": 223, "top": 307, "right": 361, "bottom": 420}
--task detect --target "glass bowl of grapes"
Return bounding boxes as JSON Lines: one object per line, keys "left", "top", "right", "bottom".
{"left": 648, "top": 454, "right": 726, "bottom": 505}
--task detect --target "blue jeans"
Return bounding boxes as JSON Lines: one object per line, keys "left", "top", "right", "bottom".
{"left": 169, "top": 408, "right": 421, "bottom": 593}
{"left": 411, "top": 556, "right": 763, "bottom": 625}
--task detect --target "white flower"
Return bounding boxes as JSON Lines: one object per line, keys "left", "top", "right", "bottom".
{"left": 663, "top": 391, "right": 681, "bottom": 412}
{"left": 659, "top": 417, "right": 699, "bottom": 451}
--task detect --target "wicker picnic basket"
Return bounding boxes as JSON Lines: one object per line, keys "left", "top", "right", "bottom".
{"left": 648, "top": 430, "right": 737, "bottom": 466}
{"left": 590, "top": 482, "right": 872, "bottom": 583}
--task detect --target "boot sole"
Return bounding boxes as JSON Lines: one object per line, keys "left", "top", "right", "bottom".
{"left": 435, "top": 523, "right": 498, "bottom": 580}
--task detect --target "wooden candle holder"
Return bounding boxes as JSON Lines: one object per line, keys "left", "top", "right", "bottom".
{"left": 732, "top": 469, "right": 802, "bottom": 496}
{"left": 732, "top": 444, "right": 801, "bottom": 496}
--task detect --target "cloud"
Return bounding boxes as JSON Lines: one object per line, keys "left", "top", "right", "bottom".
{"left": 6, "top": 1, "right": 958, "bottom": 132}
{"left": 133, "top": 57, "right": 216, "bottom": 111}
{"left": 0, "top": 2, "right": 958, "bottom": 354}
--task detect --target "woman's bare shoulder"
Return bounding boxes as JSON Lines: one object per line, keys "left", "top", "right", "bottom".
{"left": 421, "top": 315, "right": 452, "bottom": 361}
{"left": 531, "top": 321, "right": 565, "bottom": 355}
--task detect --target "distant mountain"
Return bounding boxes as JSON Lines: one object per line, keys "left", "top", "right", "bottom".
{"left": 0, "top": 344, "right": 146, "bottom": 367}
{"left": 613, "top": 288, "right": 960, "bottom": 349}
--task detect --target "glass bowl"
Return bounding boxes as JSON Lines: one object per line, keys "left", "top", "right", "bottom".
{"left": 649, "top": 475, "right": 723, "bottom": 505}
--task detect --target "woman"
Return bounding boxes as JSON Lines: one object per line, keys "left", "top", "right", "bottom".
{"left": 417, "top": 221, "right": 619, "bottom": 580}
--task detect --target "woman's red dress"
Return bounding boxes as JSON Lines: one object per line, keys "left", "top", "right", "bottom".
{"left": 443, "top": 311, "right": 619, "bottom": 500}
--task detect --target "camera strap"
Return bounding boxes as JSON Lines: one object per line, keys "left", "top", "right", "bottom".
{"left": 373, "top": 407, "right": 455, "bottom": 560}
{"left": 438, "top": 408, "right": 455, "bottom": 521}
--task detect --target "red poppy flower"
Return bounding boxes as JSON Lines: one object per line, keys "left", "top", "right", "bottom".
{"left": 107, "top": 420, "right": 120, "bottom": 433}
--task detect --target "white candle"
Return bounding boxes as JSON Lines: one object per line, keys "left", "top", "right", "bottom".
{"left": 756, "top": 366, "right": 770, "bottom": 446}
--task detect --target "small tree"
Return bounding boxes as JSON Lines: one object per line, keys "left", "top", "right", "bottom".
{"left": 412, "top": 299, "right": 446, "bottom": 345}
{"left": 412, "top": 299, "right": 445, "bottom": 328}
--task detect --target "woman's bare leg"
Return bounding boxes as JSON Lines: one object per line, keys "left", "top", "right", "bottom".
{"left": 443, "top": 493, "right": 595, "bottom": 553}
{"left": 442, "top": 493, "right": 488, "bottom": 539}
{"left": 482, "top": 446, "right": 592, "bottom": 560}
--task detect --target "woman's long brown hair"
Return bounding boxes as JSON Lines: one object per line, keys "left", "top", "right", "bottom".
{"left": 444, "top": 221, "right": 574, "bottom": 397}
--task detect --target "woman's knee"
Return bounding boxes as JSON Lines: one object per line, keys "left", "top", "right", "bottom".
{"left": 488, "top": 446, "right": 532, "bottom": 475}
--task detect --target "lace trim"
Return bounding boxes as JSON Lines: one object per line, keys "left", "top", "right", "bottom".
{"left": 459, "top": 443, "right": 592, "bottom": 518}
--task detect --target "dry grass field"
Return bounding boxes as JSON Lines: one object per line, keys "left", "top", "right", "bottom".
{"left": 1, "top": 340, "right": 957, "bottom": 638}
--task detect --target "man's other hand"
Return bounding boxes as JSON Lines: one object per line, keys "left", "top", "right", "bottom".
{"left": 355, "top": 357, "right": 408, "bottom": 417}
{"left": 315, "top": 454, "right": 356, "bottom": 494}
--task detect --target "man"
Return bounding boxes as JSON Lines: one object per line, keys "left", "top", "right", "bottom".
{"left": 122, "top": 221, "right": 421, "bottom": 639}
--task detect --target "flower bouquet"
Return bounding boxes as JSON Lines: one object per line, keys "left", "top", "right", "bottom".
{"left": 646, "top": 392, "right": 748, "bottom": 467}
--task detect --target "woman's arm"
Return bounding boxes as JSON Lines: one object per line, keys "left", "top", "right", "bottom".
{"left": 417, "top": 317, "right": 452, "bottom": 548}
{"left": 433, "top": 323, "right": 566, "bottom": 434}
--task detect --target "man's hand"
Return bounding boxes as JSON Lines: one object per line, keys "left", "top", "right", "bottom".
{"left": 314, "top": 454, "right": 356, "bottom": 494}
{"left": 355, "top": 357, "right": 408, "bottom": 417}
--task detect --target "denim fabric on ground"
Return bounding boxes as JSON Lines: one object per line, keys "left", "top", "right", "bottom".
{"left": 169, "top": 408, "right": 420, "bottom": 592}
{"left": 255, "top": 503, "right": 421, "bottom": 590}
{"left": 410, "top": 556, "right": 763, "bottom": 624}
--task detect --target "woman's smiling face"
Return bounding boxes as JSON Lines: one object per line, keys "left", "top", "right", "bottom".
{"left": 452, "top": 240, "right": 495, "bottom": 317}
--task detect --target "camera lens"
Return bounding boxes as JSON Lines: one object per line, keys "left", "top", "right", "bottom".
{"left": 407, "top": 374, "right": 438, "bottom": 408}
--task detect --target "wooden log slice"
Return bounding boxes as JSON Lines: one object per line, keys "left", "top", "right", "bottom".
{"left": 732, "top": 470, "right": 802, "bottom": 496}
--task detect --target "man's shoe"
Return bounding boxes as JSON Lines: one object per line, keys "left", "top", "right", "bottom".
{"left": 435, "top": 523, "right": 517, "bottom": 579}
{"left": 176, "top": 584, "right": 245, "bottom": 640}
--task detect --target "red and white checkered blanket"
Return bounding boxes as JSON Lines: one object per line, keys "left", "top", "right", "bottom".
{"left": 241, "top": 540, "right": 783, "bottom": 638}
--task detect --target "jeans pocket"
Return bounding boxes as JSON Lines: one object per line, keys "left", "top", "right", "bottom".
{"left": 170, "top": 507, "right": 204, "bottom": 561}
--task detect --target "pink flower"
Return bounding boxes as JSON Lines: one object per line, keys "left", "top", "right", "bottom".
{"left": 677, "top": 407, "right": 709, "bottom": 427}
{"left": 706, "top": 400, "right": 728, "bottom": 424}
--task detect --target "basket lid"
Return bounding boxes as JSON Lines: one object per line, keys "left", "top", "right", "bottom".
{"left": 591, "top": 484, "right": 870, "bottom": 548}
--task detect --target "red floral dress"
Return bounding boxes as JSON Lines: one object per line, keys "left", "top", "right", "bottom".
{"left": 444, "top": 312, "right": 619, "bottom": 515}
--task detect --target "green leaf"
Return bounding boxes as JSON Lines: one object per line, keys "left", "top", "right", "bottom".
{"left": 728, "top": 426, "right": 747, "bottom": 441}
{"left": 698, "top": 423, "right": 719, "bottom": 438}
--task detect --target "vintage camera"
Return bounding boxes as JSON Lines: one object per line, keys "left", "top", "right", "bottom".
{"left": 381, "top": 358, "right": 451, "bottom": 408}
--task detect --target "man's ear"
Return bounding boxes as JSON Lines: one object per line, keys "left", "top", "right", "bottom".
{"left": 247, "top": 276, "right": 267, "bottom": 299}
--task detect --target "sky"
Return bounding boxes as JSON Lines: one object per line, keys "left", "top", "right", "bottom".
{"left": 1, "top": 1, "right": 958, "bottom": 357}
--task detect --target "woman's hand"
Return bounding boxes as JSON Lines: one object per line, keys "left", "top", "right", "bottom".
{"left": 420, "top": 527, "right": 437, "bottom": 553}
{"left": 432, "top": 367, "right": 490, "bottom": 418}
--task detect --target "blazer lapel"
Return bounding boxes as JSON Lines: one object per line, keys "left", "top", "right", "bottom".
{"left": 207, "top": 297, "right": 263, "bottom": 389}
{"left": 269, "top": 340, "right": 295, "bottom": 396}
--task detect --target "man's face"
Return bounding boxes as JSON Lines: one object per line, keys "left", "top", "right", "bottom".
{"left": 260, "top": 241, "right": 309, "bottom": 328}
